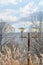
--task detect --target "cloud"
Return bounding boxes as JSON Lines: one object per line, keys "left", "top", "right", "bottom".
{"left": 0, "top": 0, "right": 18, "bottom": 5}
{"left": 18, "top": 21, "right": 32, "bottom": 26}
{"left": 32, "top": 0, "right": 43, "bottom": 12}
{"left": 32, "top": 7, "right": 38, "bottom": 12}
{"left": 0, "top": 15, "right": 19, "bottom": 22}
{"left": 12, "top": 21, "right": 31, "bottom": 26}
{"left": 11, "top": 21, "right": 32, "bottom": 32}
{"left": 0, "top": 8, "right": 20, "bottom": 22}
{"left": 39, "top": 0, "right": 43, "bottom": 6}
{"left": 0, "top": 14, "right": 19, "bottom": 22}
{"left": 11, "top": 21, "right": 32, "bottom": 29}
{"left": 19, "top": 0, "right": 43, "bottom": 22}
{"left": 0, "top": 0, "right": 24, "bottom": 5}
{"left": 20, "top": 2, "right": 34, "bottom": 17}
{"left": 19, "top": 0, "right": 43, "bottom": 18}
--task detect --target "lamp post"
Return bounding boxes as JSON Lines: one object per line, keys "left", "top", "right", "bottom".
{"left": 19, "top": 27, "right": 25, "bottom": 38}
{"left": 19, "top": 27, "right": 30, "bottom": 65}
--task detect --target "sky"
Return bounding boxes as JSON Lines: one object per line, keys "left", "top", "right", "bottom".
{"left": 0, "top": 0, "right": 43, "bottom": 32}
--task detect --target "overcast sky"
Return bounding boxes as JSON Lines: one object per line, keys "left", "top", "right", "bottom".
{"left": 0, "top": 0, "right": 43, "bottom": 32}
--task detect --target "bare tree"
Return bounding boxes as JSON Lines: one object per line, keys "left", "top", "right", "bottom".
{"left": 30, "top": 11, "right": 43, "bottom": 65}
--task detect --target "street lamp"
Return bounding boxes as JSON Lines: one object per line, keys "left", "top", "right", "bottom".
{"left": 19, "top": 27, "right": 30, "bottom": 65}
{"left": 31, "top": 28, "right": 39, "bottom": 38}
{"left": 19, "top": 27, "right": 25, "bottom": 38}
